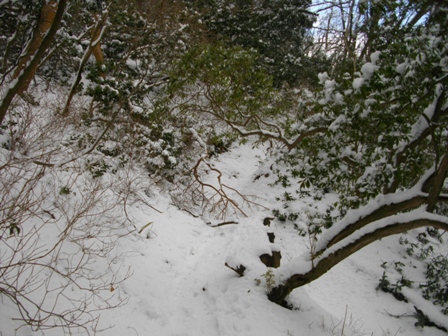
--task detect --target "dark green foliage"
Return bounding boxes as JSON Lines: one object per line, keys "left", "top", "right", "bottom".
{"left": 0, "top": 1, "right": 42, "bottom": 78}
{"left": 86, "top": 159, "right": 112, "bottom": 178}
{"left": 37, "top": 0, "right": 203, "bottom": 179}
{"left": 185, "top": 0, "right": 322, "bottom": 86}
{"left": 274, "top": 16, "right": 448, "bottom": 214}
{"left": 8, "top": 222, "right": 21, "bottom": 236}
{"left": 377, "top": 264, "right": 413, "bottom": 303}
{"left": 383, "top": 229, "right": 448, "bottom": 315}
{"left": 0, "top": 0, "right": 58, "bottom": 84}
{"left": 421, "top": 255, "right": 448, "bottom": 314}
{"left": 262, "top": 3, "right": 448, "bottom": 318}
{"left": 59, "top": 186, "right": 71, "bottom": 195}
{"left": 377, "top": 271, "right": 391, "bottom": 292}
{"left": 167, "top": 43, "right": 285, "bottom": 153}
{"left": 207, "top": 133, "right": 232, "bottom": 157}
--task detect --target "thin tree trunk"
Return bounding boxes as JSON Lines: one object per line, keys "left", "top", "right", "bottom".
{"left": 61, "top": 12, "right": 108, "bottom": 116}
{"left": 91, "top": 14, "right": 105, "bottom": 67}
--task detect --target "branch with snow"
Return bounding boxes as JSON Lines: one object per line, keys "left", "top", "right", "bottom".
{"left": 269, "top": 208, "right": 448, "bottom": 306}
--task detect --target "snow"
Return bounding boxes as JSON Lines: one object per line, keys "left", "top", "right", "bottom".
{"left": 352, "top": 51, "right": 381, "bottom": 90}
{"left": 402, "top": 287, "right": 448, "bottom": 331}
{"left": 370, "top": 51, "right": 381, "bottom": 65}
{"left": 1, "top": 127, "right": 447, "bottom": 336}
{"left": 361, "top": 63, "right": 378, "bottom": 79}
{"left": 318, "top": 72, "right": 329, "bottom": 83}
{"left": 394, "top": 84, "right": 444, "bottom": 160}
{"left": 329, "top": 114, "right": 346, "bottom": 131}
{"left": 324, "top": 80, "right": 335, "bottom": 89}
{"left": 396, "top": 61, "right": 408, "bottom": 75}
{"left": 353, "top": 77, "right": 364, "bottom": 90}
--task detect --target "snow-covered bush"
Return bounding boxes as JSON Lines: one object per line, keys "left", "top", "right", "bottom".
{"left": 380, "top": 228, "right": 448, "bottom": 316}
{"left": 165, "top": 44, "right": 287, "bottom": 217}
{"left": 422, "top": 254, "right": 448, "bottom": 314}
{"left": 0, "top": 2, "right": 197, "bottom": 333}
{"left": 184, "top": 0, "right": 324, "bottom": 86}
{"left": 0, "top": 96, "right": 141, "bottom": 334}
{"left": 260, "top": 5, "right": 448, "bottom": 318}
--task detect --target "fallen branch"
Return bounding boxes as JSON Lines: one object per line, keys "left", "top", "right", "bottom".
{"left": 207, "top": 221, "right": 238, "bottom": 227}
{"left": 225, "top": 263, "right": 246, "bottom": 276}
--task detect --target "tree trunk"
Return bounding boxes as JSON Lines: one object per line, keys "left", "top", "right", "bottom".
{"left": 268, "top": 217, "right": 448, "bottom": 306}
{"left": 61, "top": 12, "right": 108, "bottom": 116}
{"left": 0, "top": 0, "right": 66, "bottom": 124}
{"left": 319, "top": 195, "right": 427, "bottom": 254}
{"left": 12, "top": 0, "right": 59, "bottom": 88}
{"left": 91, "top": 13, "right": 106, "bottom": 76}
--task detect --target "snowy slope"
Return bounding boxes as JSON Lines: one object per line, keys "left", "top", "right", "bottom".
{"left": 97, "top": 143, "right": 446, "bottom": 336}
{"left": 2, "top": 142, "right": 446, "bottom": 336}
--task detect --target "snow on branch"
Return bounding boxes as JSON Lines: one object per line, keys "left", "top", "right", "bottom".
{"left": 315, "top": 146, "right": 448, "bottom": 255}
{"left": 269, "top": 208, "right": 448, "bottom": 305}
{"left": 393, "top": 84, "right": 447, "bottom": 168}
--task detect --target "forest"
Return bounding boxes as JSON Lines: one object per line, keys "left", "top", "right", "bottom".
{"left": 1, "top": 0, "right": 448, "bottom": 335}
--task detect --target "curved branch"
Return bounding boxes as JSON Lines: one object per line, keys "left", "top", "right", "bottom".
{"left": 318, "top": 193, "right": 428, "bottom": 254}
{"left": 201, "top": 97, "right": 328, "bottom": 151}
{"left": 269, "top": 215, "right": 448, "bottom": 305}
{"left": 173, "top": 157, "right": 268, "bottom": 219}
{"left": 286, "top": 127, "right": 328, "bottom": 150}
{"left": 187, "top": 86, "right": 329, "bottom": 151}
{"left": 323, "top": 145, "right": 448, "bottom": 254}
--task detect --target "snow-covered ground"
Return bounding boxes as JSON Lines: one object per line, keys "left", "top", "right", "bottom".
{"left": 2, "top": 142, "right": 446, "bottom": 336}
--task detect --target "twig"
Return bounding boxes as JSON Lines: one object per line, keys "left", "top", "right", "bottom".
{"left": 341, "top": 305, "right": 348, "bottom": 336}
{"left": 384, "top": 310, "right": 414, "bottom": 318}
{"left": 208, "top": 221, "right": 238, "bottom": 227}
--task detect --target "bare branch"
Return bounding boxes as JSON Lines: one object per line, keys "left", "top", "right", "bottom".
{"left": 172, "top": 157, "right": 268, "bottom": 220}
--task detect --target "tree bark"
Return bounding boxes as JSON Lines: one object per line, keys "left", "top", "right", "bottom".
{"left": 268, "top": 217, "right": 448, "bottom": 306}
{"left": 61, "top": 12, "right": 108, "bottom": 116}
{"left": 0, "top": 0, "right": 67, "bottom": 124}
{"left": 426, "top": 146, "right": 448, "bottom": 212}
{"left": 318, "top": 194, "right": 427, "bottom": 254}
{"left": 12, "top": 0, "right": 59, "bottom": 84}
{"left": 91, "top": 13, "right": 106, "bottom": 76}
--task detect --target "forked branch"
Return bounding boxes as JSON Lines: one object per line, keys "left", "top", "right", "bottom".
{"left": 173, "top": 157, "right": 267, "bottom": 219}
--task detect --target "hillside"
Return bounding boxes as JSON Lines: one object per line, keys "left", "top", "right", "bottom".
{"left": 2, "top": 139, "right": 446, "bottom": 336}
{"left": 1, "top": 1, "right": 448, "bottom": 335}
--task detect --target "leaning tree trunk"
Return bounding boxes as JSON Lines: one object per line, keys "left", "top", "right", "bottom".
{"left": 0, "top": 0, "right": 67, "bottom": 124}
{"left": 62, "top": 12, "right": 108, "bottom": 116}
{"left": 268, "top": 216, "right": 448, "bottom": 306}
{"left": 268, "top": 153, "right": 448, "bottom": 306}
{"left": 12, "top": 0, "right": 59, "bottom": 86}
